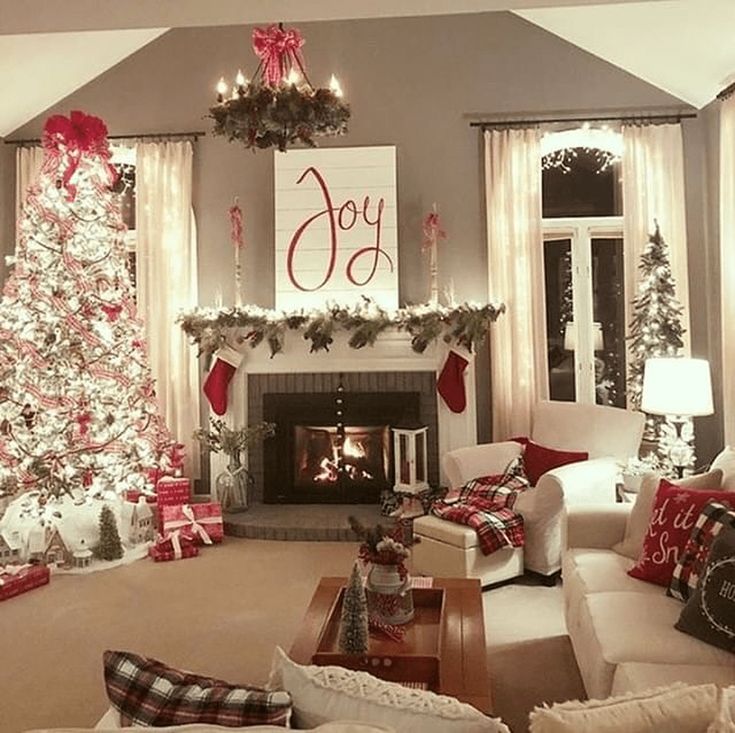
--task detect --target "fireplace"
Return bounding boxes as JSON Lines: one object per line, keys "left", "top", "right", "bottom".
{"left": 263, "top": 391, "right": 421, "bottom": 504}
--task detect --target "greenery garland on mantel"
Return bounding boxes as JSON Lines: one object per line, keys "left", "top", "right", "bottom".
{"left": 179, "top": 299, "right": 506, "bottom": 360}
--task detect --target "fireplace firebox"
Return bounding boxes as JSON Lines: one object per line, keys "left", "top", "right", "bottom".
{"left": 263, "top": 391, "right": 421, "bottom": 504}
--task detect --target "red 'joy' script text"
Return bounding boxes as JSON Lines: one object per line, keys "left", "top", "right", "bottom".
{"left": 286, "top": 166, "right": 394, "bottom": 292}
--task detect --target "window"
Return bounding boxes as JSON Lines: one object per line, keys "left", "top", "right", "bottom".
{"left": 541, "top": 127, "right": 625, "bottom": 407}
{"left": 110, "top": 146, "right": 137, "bottom": 289}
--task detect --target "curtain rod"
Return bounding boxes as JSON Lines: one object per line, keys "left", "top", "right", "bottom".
{"left": 4, "top": 130, "right": 206, "bottom": 145}
{"left": 470, "top": 112, "right": 697, "bottom": 129}
{"left": 717, "top": 81, "right": 735, "bottom": 101}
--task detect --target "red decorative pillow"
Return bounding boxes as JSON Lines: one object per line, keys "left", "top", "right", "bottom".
{"left": 511, "top": 437, "right": 588, "bottom": 485}
{"left": 103, "top": 650, "right": 292, "bottom": 727}
{"left": 629, "top": 479, "right": 735, "bottom": 587}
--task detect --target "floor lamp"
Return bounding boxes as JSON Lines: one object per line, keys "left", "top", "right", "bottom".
{"left": 641, "top": 357, "right": 714, "bottom": 478}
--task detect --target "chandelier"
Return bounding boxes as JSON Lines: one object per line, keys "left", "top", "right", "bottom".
{"left": 209, "top": 23, "right": 351, "bottom": 152}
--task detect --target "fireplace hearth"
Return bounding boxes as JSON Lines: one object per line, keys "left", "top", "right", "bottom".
{"left": 263, "top": 390, "right": 421, "bottom": 504}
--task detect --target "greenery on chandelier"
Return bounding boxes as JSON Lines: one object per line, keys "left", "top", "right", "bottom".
{"left": 209, "top": 83, "right": 350, "bottom": 152}
{"left": 179, "top": 299, "right": 506, "bottom": 359}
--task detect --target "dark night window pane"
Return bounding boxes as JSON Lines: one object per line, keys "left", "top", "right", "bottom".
{"left": 542, "top": 149, "right": 621, "bottom": 218}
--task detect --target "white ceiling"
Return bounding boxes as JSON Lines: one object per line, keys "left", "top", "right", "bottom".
{"left": 0, "top": 0, "right": 725, "bottom": 138}
{"left": 0, "top": 29, "right": 166, "bottom": 137}
{"left": 0, "top": 0, "right": 664, "bottom": 35}
{"left": 516, "top": 0, "right": 735, "bottom": 109}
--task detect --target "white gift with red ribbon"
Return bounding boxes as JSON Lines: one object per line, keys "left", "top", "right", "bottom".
{"left": 164, "top": 504, "right": 217, "bottom": 545}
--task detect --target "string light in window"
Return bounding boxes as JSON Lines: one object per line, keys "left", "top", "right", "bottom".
{"left": 541, "top": 124, "right": 623, "bottom": 174}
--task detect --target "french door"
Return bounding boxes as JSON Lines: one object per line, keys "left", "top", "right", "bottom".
{"left": 542, "top": 217, "right": 626, "bottom": 407}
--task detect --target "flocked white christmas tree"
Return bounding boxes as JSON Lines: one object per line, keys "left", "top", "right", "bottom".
{"left": 0, "top": 111, "right": 176, "bottom": 519}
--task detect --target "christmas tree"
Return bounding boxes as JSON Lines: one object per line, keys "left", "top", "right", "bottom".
{"left": 96, "top": 505, "right": 123, "bottom": 560}
{"left": 627, "top": 224, "right": 691, "bottom": 471}
{"left": 0, "top": 111, "right": 176, "bottom": 517}
{"left": 338, "top": 562, "right": 369, "bottom": 655}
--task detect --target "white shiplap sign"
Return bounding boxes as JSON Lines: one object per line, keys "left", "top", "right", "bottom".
{"left": 275, "top": 146, "right": 398, "bottom": 310}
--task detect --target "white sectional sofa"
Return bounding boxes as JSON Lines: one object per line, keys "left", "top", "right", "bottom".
{"left": 563, "top": 503, "right": 735, "bottom": 700}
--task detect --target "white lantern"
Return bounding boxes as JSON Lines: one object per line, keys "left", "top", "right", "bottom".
{"left": 392, "top": 425, "right": 429, "bottom": 494}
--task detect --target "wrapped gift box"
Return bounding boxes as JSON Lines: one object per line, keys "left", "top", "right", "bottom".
{"left": 161, "top": 502, "right": 223, "bottom": 545}
{"left": 148, "top": 532, "right": 199, "bottom": 562}
{"left": 0, "top": 564, "right": 50, "bottom": 601}
{"left": 124, "top": 489, "right": 157, "bottom": 504}
{"left": 156, "top": 477, "right": 191, "bottom": 507}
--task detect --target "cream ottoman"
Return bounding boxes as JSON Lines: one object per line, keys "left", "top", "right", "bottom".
{"left": 411, "top": 515, "right": 524, "bottom": 586}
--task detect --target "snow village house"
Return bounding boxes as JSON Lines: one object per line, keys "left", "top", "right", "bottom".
{"left": 121, "top": 497, "right": 155, "bottom": 545}
{"left": 0, "top": 529, "right": 21, "bottom": 564}
{"left": 42, "top": 526, "right": 72, "bottom": 568}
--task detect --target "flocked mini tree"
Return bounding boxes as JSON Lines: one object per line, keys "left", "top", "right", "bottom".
{"left": 338, "top": 562, "right": 369, "bottom": 655}
{"left": 627, "top": 224, "right": 692, "bottom": 472}
{"left": 0, "top": 111, "right": 176, "bottom": 511}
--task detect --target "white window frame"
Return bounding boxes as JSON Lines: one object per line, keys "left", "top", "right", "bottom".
{"left": 542, "top": 216, "right": 624, "bottom": 404}
{"left": 110, "top": 144, "right": 137, "bottom": 253}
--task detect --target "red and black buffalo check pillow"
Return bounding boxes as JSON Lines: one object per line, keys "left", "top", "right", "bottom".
{"left": 668, "top": 500, "right": 735, "bottom": 602}
{"left": 103, "top": 650, "right": 292, "bottom": 727}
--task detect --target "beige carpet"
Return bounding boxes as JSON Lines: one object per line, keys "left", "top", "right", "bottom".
{"left": 1, "top": 539, "right": 584, "bottom": 733}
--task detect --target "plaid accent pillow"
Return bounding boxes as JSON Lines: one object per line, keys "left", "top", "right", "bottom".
{"left": 669, "top": 500, "right": 735, "bottom": 602}
{"left": 103, "top": 650, "right": 292, "bottom": 727}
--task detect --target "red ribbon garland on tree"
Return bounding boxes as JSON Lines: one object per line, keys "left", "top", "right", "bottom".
{"left": 42, "top": 110, "right": 118, "bottom": 201}
{"left": 252, "top": 25, "right": 306, "bottom": 87}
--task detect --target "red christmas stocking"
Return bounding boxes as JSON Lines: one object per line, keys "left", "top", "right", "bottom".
{"left": 437, "top": 350, "right": 469, "bottom": 413}
{"left": 203, "top": 345, "right": 244, "bottom": 415}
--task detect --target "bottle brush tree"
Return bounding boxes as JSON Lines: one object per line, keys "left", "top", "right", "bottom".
{"left": 338, "top": 561, "right": 369, "bottom": 655}
{"left": 96, "top": 504, "right": 124, "bottom": 561}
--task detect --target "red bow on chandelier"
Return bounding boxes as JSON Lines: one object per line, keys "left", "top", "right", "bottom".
{"left": 252, "top": 24, "right": 306, "bottom": 87}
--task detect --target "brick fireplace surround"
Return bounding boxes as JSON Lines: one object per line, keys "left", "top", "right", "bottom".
{"left": 210, "top": 329, "right": 478, "bottom": 502}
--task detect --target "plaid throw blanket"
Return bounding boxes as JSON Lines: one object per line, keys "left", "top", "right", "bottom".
{"left": 431, "top": 457, "right": 530, "bottom": 555}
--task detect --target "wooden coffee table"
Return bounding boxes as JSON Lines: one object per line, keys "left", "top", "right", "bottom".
{"left": 290, "top": 576, "right": 491, "bottom": 714}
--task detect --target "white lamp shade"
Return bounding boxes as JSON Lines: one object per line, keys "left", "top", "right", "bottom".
{"left": 641, "top": 358, "right": 714, "bottom": 417}
{"left": 564, "top": 321, "right": 604, "bottom": 351}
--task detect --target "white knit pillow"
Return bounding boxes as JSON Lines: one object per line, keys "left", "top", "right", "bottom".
{"left": 529, "top": 683, "right": 719, "bottom": 733}
{"left": 268, "top": 646, "right": 509, "bottom": 733}
{"left": 712, "top": 447, "right": 735, "bottom": 491}
{"left": 707, "top": 686, "right": 735, "bottom": 733}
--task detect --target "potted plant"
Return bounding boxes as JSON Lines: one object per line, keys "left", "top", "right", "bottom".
{"left": 194, "top": 419, "right": 275, "bottom": 512}
{"left": 348, "top": 516, "right": 419, "bottom": 625}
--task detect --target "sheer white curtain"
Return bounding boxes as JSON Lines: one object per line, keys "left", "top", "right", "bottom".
{"left": 15, "top": 146, "right": 44, "bottom": 245}
{"left": 136, "top": 141, "right": 200, "bottom": 477}
{"left": 484, "top": 128, "right": 548, "bottom": 440}
{"left": 720, "top": 96, "right": 735, "bottom": 445}
{"left": 622, "top": 123, "right": 690, "bottom": 359}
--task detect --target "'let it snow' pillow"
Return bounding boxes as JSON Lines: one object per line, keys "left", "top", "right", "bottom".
{"left": 668, "top": 501, "right": 735, "bottom": 602}
{"left": 511, "top": 437, "right": 588, "bottom": 486}
{"left": 628, "top": 480, "right": 735, "bottom": 587}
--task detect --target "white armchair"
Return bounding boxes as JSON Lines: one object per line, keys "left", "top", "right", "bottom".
{"left": 413, "top": 400, "right": 644, "bottom": 586}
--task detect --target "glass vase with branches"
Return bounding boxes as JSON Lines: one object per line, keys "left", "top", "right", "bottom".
{"left": 194, "top": 419, "right": 275, "bottom": 512}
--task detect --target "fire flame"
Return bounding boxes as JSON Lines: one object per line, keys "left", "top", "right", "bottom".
{"left": 313, "top": 435, "right": 373, "bottom": 484}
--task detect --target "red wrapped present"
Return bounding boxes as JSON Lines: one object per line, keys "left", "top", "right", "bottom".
{"left": 156, "top": 477, "right": 191, "bottom": 507}
{"left": 148, "top": 531, "right": 199, "bottom": 562}
{"left": 0, "top": 563, "right": 50, "bottom": 601}
{"left": 161, "top": 502, "right": 223, "bottom": 545}
{"left": 124, "top": 488, "right": 157, "bottom": 504}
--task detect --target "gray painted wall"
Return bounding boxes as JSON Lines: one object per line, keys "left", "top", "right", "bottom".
{"left": 4, "top": 11, "right": 721, "bottom": 459}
